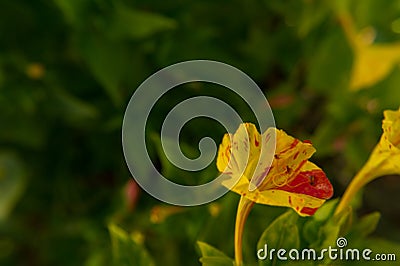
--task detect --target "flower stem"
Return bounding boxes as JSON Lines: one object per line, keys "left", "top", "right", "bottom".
{"left": 334, "top": 162, "right": 378, "bottom": 216}
{"left": 234, "top": 196, "right": 254, "bottom": 266}
{"left": 334, "top": 171, "right": 365, "bottom": 216}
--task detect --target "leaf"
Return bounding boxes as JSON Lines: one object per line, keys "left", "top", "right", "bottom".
{"left": 199, "top": 257, "right": 234, "bottom": 266}
{"left": 348, "top": 212, "right": 380, "bottom": 239}
{"left": 307, "top": 28, "right": 352, "bottom": 93}
{"left": 307, "top": 207, "right": 352, "bottom": 265}
{"left": 106, "top": 4, "right": 177, "bottom": 40}
{"left": 108, "top": 223, "right": 155, "bottom": 266}
{"left": 52, "top": 0, "right": 89, "bottom": 27}
{"left": 150, "top": 133, "right": 214, "bottom": 186}
{"left": 197, "top": 241, "right": 231, "bottom": 258}
{"left": 312, "top": 198, "right": 339, "bottom": 222}
{"left": 51, "top": 87, "right": 98, "bottom": 124}
{"left": 369, "top": 67, "right": 400, "bottom": 110}
{"left": 257, "top": 210, "right": 300, "bottom": 266}
{"left": 350, "top": 238, "right": 400, "bottom": 266}
{"left": 0, "top": 152, "right": 27, "bottom": 221}
{"left": 78, "top": 33, "right": 129, "bottom": 106}
{"left": 303, "top": 199, "right": 339, "bottom": 244}
{"left": 0, "top": 64, "right": 4, "bottom": 88}
{"left": 196, "top": 242, "right": 233, "bottom": 266}
{"left": 297, "top": 1, "right": 330, "bottom": 38}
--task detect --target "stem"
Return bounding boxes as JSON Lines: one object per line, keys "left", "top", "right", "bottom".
{"left": 334, "top": 171, "right": 366, "bottom": 216}
{"left": 234, "top": 196, "right": 254, "bottom": 266}
{"left": 334, "top": 161, "right": 381, "bottom": 216}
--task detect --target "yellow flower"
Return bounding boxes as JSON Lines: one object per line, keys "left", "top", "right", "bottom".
{"left": 337, "top": 11, "right": 400, "bottom": 91}
{"left": 335, "top": 107, "right": 400, "bottom": 215}
{"left": 216, "top": 123, "right": 333, "bottom": 265}
{"left": 217, "top": 123, "right": 333, "bottom": 216}
{"left": 382, "top": 107, "right": 400, "bottom": 150}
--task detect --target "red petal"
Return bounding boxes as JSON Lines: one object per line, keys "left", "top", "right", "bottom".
{"left": 300, "top": 207, "right": 319, "bottom": 216}
{"left": 276, "top": 169, "right": 333, "bottom": 200}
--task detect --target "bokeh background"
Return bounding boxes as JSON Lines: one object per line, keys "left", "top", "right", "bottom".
{"left": 1, "top": 0, "right": 400, "bottom": 265}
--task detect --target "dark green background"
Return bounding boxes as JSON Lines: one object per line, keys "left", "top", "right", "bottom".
{"left": 1, "top": 0, "right": 400, "bottom": 265}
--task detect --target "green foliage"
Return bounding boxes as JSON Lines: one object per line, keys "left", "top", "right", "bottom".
{"left": 257, "top": 211, "right": 300, "bottom": 266}
{"left": 197, "top": 242, "right": 234, "bottom": 266}
{"left": 1, "top": 0, "right": 400, "bottom": 265}
{"left": 109, "top": 223, "right": 155, "bottom": 266}
{"left": 0, "top": 153, "right": 27, "bottom": 221}
{"left": 198, "top": 198, "right": 398, "bottom": 265}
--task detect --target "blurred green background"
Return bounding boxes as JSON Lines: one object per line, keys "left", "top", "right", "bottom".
{"left": 1, "top": 0, "right": 400, "bottom": 265}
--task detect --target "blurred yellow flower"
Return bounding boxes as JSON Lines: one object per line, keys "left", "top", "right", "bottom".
{"left": 217, "top": 123, "right": 333, "bottom": 216}
{"left": 338, "top": 12, "right": 400, "bottom": 90}
{"left": 26, "top": 63, "right": 45, "bottom": 80}
{"left": 335, "top": 107, "right": 400, "bottom": 215}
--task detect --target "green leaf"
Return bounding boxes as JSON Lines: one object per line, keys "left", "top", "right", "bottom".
{"left": 322, "top": 206, "right": 352, "bottom": 247}
{"left": 199, "top": 257, "right": 234, "bottom": 266}
{"left": 349, "top": 238, "right": 400, "bottom": 266}
{"left": 0, "top": 152, "right": 27, "bottom": 221}
{"left": 313, "top": 198, "right": 339, "bottom": 222}
{"left": 0, "top": 64, "right": 4, "bottom": 88}
{"left": 52, "top": 87, "right": 98, "bottom": 124}
{"left": 197, "top": 241, "right": 231, "bottom": 258}
{"left": 106, "top": 4, "right": 177, "bottom": 40}
{"left": 150, "top": 133, "right": 215, "bottom": 186}
{"left": 297, "top": 1, "right": 330, "bottom": 37}
{"left": 365, "top": 238, "right": 400, "bottom": 259}
{"left": 108, "top": 223, "right": 155, "bottom": 266}
{"left": 349, "top": 212, "right": 381, "bottom": 239}
{"left": 257, "top": 210, "right": 300, "bottom": 266}
{"left": 307, "top": 207, "right": 352, "bottom": 265}
{"left": 197, "top": 242, "right": 233, "bottom": 266}
{"left": 53, "top": 0, "right": 89, "bottom": 27}
{"left": 78, "top": 33, "right": 129, "bottom": 106}
{"left": 303, "top": 199, "right": 339, "bottom": 244}
{"left": 307, "top": 28, "right": 353, "bottom": 92}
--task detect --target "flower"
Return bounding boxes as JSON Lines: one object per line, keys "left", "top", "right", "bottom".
{"left": 336, "top": 10, "right": 400, "bottom": 90}
{"left": 381, "top": 107, "right": 400, "bottom": 149}
{"left": 335, "top": 107, "right": 400, "bottom": 215}
{"left": 217, "top": 123, "right": 333, "bottom": 266}
{"left": 368, "top": 107, "right": 400, "bottom": 175}
{"left": 217, "top": 123, "right": 333, "bottom": 216}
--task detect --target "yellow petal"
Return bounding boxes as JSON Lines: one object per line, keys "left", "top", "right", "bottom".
{"left": 259, "top": 129, "right": 316, "bottom": 191}
{"left": 257, "top": 190, "right": 326, "bottom": 217}
{"left": 218, "top": 124, "right": 333, "bottom": 216}
{"left": 221, "top": 127, "right": 316, "bottom": 192}
{"left": 350, "top": 43, "right": 400, "bottom": 90}
{"left": 228, "top": 161, "right": 331, "bottom": 216}
{"left": 217, "top": 123, "right": 261, "bottom": 185}
{"left": 337, "top": 12, "right": 400, "bottom": 91}
{"left": 362, "top": 107, "right": 400, "bottom": 178}
{"left": 382, "top": 107, "right": 400, "bottom": 147}
{"left": 248, "top": 127, "right": 276, "bottom": 191}
{"left": 225, "top": 174, "right": 326, "bottom": 217}
{"left": 216, "top": 133, "right": 232, "bottom": 173}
